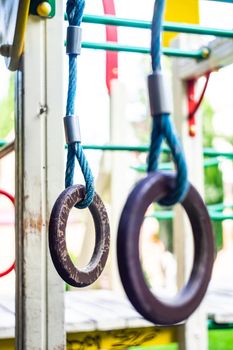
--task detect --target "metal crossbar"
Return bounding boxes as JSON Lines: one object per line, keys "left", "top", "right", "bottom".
{"left": 82, "top": 14, "right": 233, "bottom": 38}
{"left": 81, "top": 41, "right": 209, "bottom": 59}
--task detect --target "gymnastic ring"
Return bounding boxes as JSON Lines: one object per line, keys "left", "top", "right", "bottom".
{"left": 117, "top": 172, "right": 214, "bottom": 325}
{"left": 0, "top": 190, "right": 15, "bottom": 278}
{"left": 49, "top": 184, "right": 110, "bottom": 287}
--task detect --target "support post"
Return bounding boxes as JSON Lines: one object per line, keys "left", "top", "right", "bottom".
{"left": 15, "top": 4, "right": 65, "bottom": 349}
{"left": 109, "top": 80, "right": 137, "bottom": 292}
{"left": 171, "top": 37, "right": 208, "bottom": 350}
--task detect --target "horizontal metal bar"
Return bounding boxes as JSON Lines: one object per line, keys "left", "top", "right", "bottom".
{"left": 82, "top": 41, "right": 209, "bottom": 59}
{"left": 206, "top": 0, "right": 233, "bottom": 3}
{"left": 148, "top": 210, "right": 174, "bottom": 220}
{"left": 208, "top": 320, "right": 233, "bottom": 331}
{"left": 131, "top": 163, "right": 173, "bottom": 172}
{"left": 2, "top": 140, "right": 230, "bottom": 160}
{"left": 148, "top": 210, "right": 233, "bottom": 221}
{"left": 210, "top": 211, "right": 233, "bottom": 221}
{"left": 82, "top": 144, "right": 233, "bottom": 159}
{"left": 208, "top": 203, "right": 233, "bottom": 211}
{"left": 204, "top": 147, "right": 233, "bottom": 159}
{"left": 0, "top": 141, "right": 15, "bottom": 159}
{"left": 132, "top": 158, "right": 219, "bottom": 173}
{"left": 82, "top": 144, "right": 150, "bottom": 152}
{"left": 82, "top": 14, "right": 233, "bottom": 39}
{"left": 82, "top": 14, "right": 151, "bottom": 29}
{"left": 0, "top": 140, "right": 7, "bottom": 147}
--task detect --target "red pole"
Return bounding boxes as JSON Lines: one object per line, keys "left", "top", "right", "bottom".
{"left": 187, "top": 72, "right": 211, "bottom": 137}
{"left": 102, "top": 0, "right": 118, "bottom": 94}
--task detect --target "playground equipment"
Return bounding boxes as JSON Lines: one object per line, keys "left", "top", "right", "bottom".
{"left": 117, "top": 0, "right": 214, "bottom": 325}
{"left": 0, "top": 0, "right": 233, "bottom": 349}
{"left": 48, "top": 0, "right": 110, "bottom": 287}
{"left": 118, "top": 172, "right": 214, "bottom": 325}
{"left": 49, "top": 185, "right": 110, "bottom": 287}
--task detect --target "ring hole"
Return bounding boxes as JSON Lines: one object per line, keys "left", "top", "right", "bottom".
{"left": 66, "top": 207, "right": 95, "bottom": 269}
{"left": 139, "top": 203, "right": 194, "bottom": 300}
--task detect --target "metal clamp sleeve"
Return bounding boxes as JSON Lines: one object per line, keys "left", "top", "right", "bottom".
{"left": 148, "top": 72, "right": 172, "bottom": 116}
{"left": 66, "top": 26, "right": 82, "bottom": 55}
{"left": 64, "top": 116, "right": 81, "bottom": 144}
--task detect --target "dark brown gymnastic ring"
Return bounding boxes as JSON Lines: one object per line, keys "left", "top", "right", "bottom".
{"left": 117, "top": 172, "right": 214, "bottom": 325}
{"left": 49, "top": 185, "right": 110, "bottom": 288}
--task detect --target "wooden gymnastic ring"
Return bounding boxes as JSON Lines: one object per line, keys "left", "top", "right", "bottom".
{"left": 117, "top": 172, "right": 214, "bottom": 325}
{"left": 49, "top": 185, "right": 110, "bottom": 288}
{"left": 0, "top": 189, "right": 15, "bottom": 278}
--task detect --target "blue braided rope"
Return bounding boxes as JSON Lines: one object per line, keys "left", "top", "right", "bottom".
{"left": 65, "top": 0, "right": 94, "bottom": 209}
{"left": 151, "top": 0, "right": 165, "bottom": 71}
{"left": 148, "top": 0, "right": 189, "bottom": 205}
{"left": 66, "top": 57, "right": 77, "bottom": 116}
{"left": 147, "top": 116, "right": 164, "bottom": 172}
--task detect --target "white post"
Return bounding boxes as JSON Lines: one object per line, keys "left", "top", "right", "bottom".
{"left": 109, "top": 80, "right": 137, "bottom": 292}
{"left": 171, "top": 37, "right": 207, "bottom": 350}
{"left": 15, "top": 4, "right": 65, "bottom": 349}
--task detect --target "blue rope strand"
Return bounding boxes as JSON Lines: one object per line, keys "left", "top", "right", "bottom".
{"left": 65, "top": 144, "right": 76, "bottom": 187}
{"left": 151, "top": 0, "right": 166, "bottom": 71}
{"left": 147, "top": 117, "right": 164, "bottom": 172}
{"left": 66, "top": 56, "right": 77, "bottom": 116}
{"left": 65, "top": 0, "right": 94, "bottom": 209}
{"left": 160, "top": 116, "right": 189, "bottom": 205}
{"left": 148, "top": 0, "right": 189, "bottom": 205}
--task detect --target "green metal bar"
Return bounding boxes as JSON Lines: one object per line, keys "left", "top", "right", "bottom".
{"left": 132, "top": 158, "right": 219, "bottom": 173}
{"left": 149, "top": 210, "right": 233, "bottom": 222}
{"left": 209, "top": 211, "right": 233, "bottom": 221}
{"left": 82, "top": 42, "right": 209, "bottom": 59}
{"left": 207, "top": 0, "right": 233, "bottom": 3}
{"left": 131, "top": 163, "right": 173, "bottom": 173}
{"left": 203, "top": 158, "right": 219, "bottom": 167}
{"left": 204, "top": 147, "right": 233, "bottom": 159}
{"left": 2, "top": 140, "right": 231, "bottom": 160}
{"left": 208, "top": 320, "right": 233, "bottom": 331}
{"left": 0, "top": 140, "right": 7, "bottom": 147}
{"left": 147, "top": 211, "right": 174, "bottom": 221}
{"left": 208, "top": 203, "right": 233, "bottom": 212}
{"left": 82, "top": 144, "right": 233, "bottom": 159}
{"left": 82, "top": 14, "right": 151, "bottom": 29}
{"left": 82, "top": 14, "right": 233, "bottom": 39}
{"left": 83, "top": 144, "right": 150, "bottom": 152}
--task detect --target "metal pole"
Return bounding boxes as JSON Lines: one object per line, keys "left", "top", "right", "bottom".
{"left": 82, "top": 14, "right": 233, "bottom": 38}
{"left": 172, "top": 35, "right": 208, "bottom": 350}
{"left": 206, "top": 0, "right": 233, "bottom": 3}
{"left": 81, "top": 42, "right": 209, "bottom": 59}
{"left": 15, "top": 3, "right": 65, "bottom": 348}
{"left": 82, "top": 144, "right": 233, "bottom": 159}
{"left": 0, "top": 141, "right": 14, "bottom": 159}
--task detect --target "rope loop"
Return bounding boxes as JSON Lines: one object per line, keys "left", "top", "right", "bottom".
{"left": 148, "top": 0, "right": 189, "bottom": 206}
{"left": 65, "top": 0, "right": 94, "bottom": 209}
